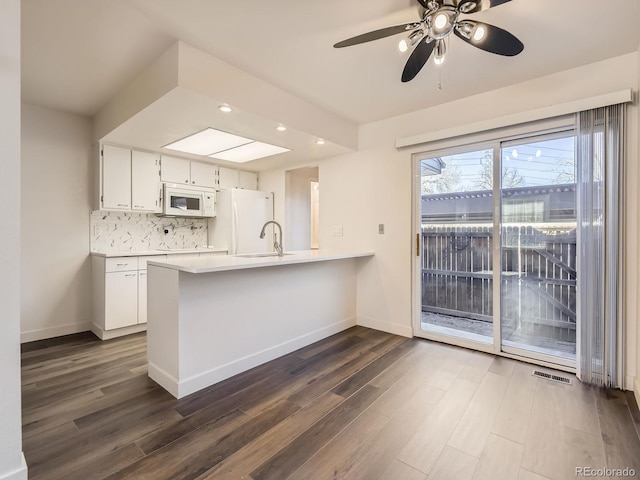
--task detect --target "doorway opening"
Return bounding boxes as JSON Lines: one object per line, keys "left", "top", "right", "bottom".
{"left": 285, "top": 166, "right": 319, "bottom": 250}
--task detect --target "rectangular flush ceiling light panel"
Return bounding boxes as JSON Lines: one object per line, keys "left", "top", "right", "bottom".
{"left": 163, "top": 128, "right": 252, "bottom": 156}
{"left": 210, "top": 141, "right": 290, "bottom": 163}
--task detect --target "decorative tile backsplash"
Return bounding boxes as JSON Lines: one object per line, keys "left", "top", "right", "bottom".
{"left": 90, "top": 211, "right": 209, "bottom": 253}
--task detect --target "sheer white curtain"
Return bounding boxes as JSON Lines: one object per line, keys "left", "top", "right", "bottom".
{"left": 576, "top": 103, "right": 625, "bottom": 388}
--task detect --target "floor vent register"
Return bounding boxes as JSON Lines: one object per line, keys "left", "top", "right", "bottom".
{"left": 532, "top": 370, "right": 572, "bottom": 385}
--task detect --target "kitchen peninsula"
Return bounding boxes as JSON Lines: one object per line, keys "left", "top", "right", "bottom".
{"left": 146, "top": 250, "right": 374, "bottom": 398}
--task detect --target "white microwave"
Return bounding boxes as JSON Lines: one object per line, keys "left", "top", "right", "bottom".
{"left": 162, "top": 184, "right": 216, "bottom": 218}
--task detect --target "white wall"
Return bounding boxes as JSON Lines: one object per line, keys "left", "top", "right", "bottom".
{"left": 21, "top": 103, "right": 93, "bottom": 342}
{"left": 0, "top": 0, "right": 28, "bottom": 477}
{"left": 285, "top": 166, "right": 318, "bottom": 251}
{"left": 263, "top": 52, "right": 640, "bottom": 385}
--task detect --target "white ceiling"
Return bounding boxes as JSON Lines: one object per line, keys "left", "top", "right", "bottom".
{"left": 21, "top": 0, "right": 640, "bottom": 166}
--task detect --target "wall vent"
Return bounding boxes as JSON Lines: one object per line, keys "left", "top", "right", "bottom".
{"left": 532, "top": 370, "right": 572, "bottom": 385}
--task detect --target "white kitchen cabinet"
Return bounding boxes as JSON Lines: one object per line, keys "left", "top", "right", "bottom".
{"left": 160, "top": 155, "right": 191, "bottom": 185}
{"left": 190, "top": 162, "right": 218, "bottom": 188}
{"left": 105, "top": 270, "right": 139, "bottom": 330}
{"left": 101, "top": 145, "right": 131, "bottom": 210}
{"left": 218, "top": 167, "right": 240, "bottom": 189}
{"left": 218, "top": 167, "right": 257, "bottom": 190}
{"left": 92, "top": 255, "right": 146, "bottom": 340}
{"left": 239, "top": 171, "right": 258, "bottom": 190}
{"left": 132, "top": 151, "right": 161, "bottom": 213}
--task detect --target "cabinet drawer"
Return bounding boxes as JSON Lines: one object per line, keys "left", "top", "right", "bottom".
{"left": 138, "top": 255, "right": 166, "bottom": 269}
{"left": 105, "top": 257, "right": 139, "bottom": 272}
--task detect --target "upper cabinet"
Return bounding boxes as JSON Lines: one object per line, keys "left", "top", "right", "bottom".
{"left": 159, "top": 155, "right": 190, "bottom": 185}
{"left": 131, "top": 151, "right": 161, "bottom": 213}
{"left": 219, "top": 166, "right": 258, "bottom": 190}
{"left": 160, "top": 155, "right": 218, "bottom": 189}
{"left": 101, "top": 145, "right": 132, "bottom": 211}
{"left": 101, "top": 145, "right": 161, "bottom": 213}
{"left": 189, "top": 161, "right": 217, "bottom": 189}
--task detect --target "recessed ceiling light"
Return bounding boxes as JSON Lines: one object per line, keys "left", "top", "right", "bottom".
{"left": 219, "top": 105, "right": 232, "bottom": 113}
{"left": 276, "top": 125, "right": 287, "bottom": 132}
{"left": 316, "top": 139, "right": 326, "bottom": 145}
{"left": 163, "top": 128, "right": 252, "bottom": 156}
{"left": 210, "top": 141, "right": 290, "bottom": 163}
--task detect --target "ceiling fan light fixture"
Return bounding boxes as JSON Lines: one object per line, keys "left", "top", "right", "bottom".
{"left": 398, "top": 39, "right": 409, "bottom": 53}
{"left": 434, "top": 13, "right": 448, "bottom": 30}
{"left": 434, "top": 39, "right": 446, "bottom": 65}
{"left": 429, "top": 6, "right": 458, "bottom": 39}
{"left": 472, "top": 25, "right": 486, "bottom": 41}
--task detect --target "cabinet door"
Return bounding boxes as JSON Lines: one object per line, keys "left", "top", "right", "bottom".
{"left": 132, "top": 151, "right": 162, "bottom": 212}
{"left": 190, "top": 162, "right": 218, "bottom": 188}
{"left": 239, "top": 171, "right": 258, "bottom": 190}
{"left": 105, "top": 271, "right": 138, "bottom": 330}
{"left": 102, "top": 145, "right": 131, "bottom": 210}
{"left": 218, "top": 167, "right": 240, "bottom": 189}
{"left": 160, "top": 155, "right": 190, "bottom": 185}
{"left": 138, "top": 270, "right": 147, "bottom": 324}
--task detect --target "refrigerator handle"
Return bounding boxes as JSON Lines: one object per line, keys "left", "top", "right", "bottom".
{"left": 233, "top": 202, "right": 239, "bottom": 254}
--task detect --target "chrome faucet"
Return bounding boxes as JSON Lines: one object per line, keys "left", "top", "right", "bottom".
{"left": 259, "top": 221, "right": 284, "bottom": 256}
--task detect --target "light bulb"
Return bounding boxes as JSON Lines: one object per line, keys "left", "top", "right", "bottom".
{"left": 434, "top": 13, "right": 448, "bottom": 31}
{"left": 472, "top": 25, "right": 486, "bottom": 42}
{"left": 434, "top": 55, "right": 445, "bottom": 65}
{"left": 398, "top": 39, "right": 409, "bottom": 53}
{"left": 276, "top": 125, "right": 287, "bottom": 132}
{"left": 316, "top": 139, "right": 325, "bottom": 145}
{"left": 219, "top": 105, "right": 232, "bottom": 113}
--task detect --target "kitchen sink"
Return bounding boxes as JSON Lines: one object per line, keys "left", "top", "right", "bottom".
{"left": 235, "top": 252, "right": 295, "bottom": 258}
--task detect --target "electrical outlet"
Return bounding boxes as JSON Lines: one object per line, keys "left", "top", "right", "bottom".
{"left": 332, "top": 226, "right": 343, "bottom": 237}
{"left": 378, "top": 224, "right": 384, "bottom": 234}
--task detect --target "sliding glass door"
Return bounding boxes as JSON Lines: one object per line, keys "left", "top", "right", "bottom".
{"left": 416, "top": 132, "right": 577, "bottom": 366}
{"left": 499, "top": 135, "right": 577, "bottom": 363}
{"left": 419, "top": 147, "right": 496, "bottom": 346}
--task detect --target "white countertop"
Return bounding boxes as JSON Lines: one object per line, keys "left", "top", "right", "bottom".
{"left": 147, "top": 249, "right": 374, "bottom": 273}
{"left": 91, "top": 247, "right": 228, "bottom": 258}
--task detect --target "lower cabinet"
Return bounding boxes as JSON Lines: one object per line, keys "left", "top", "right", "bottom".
{"left": 92, "top": 255, "right": 150, "bottom": 340}
{"left": 105, "top": 270, "right": 139, "bottom": 330}
{"left": 92, "top": 251, "right": 226, "bottom": 339}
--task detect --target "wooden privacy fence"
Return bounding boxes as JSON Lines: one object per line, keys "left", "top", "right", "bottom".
{"left": 421, "top": 225, "right": 577, "bottom": 341}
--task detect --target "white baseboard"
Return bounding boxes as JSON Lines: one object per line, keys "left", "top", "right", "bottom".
{"left": 357, "top": 316, "right": 413, "bottom": 338}
{"left": 0, "top": 453, "right": 28, "bottom": 480}
{"left": 148, "top": 363, "right": 179, "bottom": 398}
{"left": 90, "top": 323, "right": 146, "bottom": 341}
{"left": 21, "top": 322, "right": 90, "bottom": 343}
{"left": 155, "top": 317, "right": 356, "bottom": 399}
{"left": 635, "top": 377, "right": 640, "bottom": 408}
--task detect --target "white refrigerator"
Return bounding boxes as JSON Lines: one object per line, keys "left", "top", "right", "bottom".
{"left": 208, "top": 189, "right": 274, "bottom": 254}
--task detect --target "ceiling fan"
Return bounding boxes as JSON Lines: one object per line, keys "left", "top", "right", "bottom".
{"left": 334, "top": 0, "right": 524, "bottom": 82}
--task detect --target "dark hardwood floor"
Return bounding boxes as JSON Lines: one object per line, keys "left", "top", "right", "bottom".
{"left": 21, "top": 327, "right": 640, "bottom": 480}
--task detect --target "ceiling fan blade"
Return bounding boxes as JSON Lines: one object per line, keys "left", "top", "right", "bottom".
{"left": 457, "top": 0, "right": 512, "bottom": 14}
{"left": 454, "top": 21, "right": 523, "bottom": 56}
{"left": 334, "top": 23, "right": 420, "bottom": 48}
{"left": 401, "top": 39, "right": 436, "bottom": 82}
